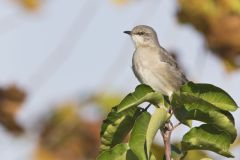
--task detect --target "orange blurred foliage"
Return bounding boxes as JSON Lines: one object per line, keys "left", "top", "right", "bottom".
{"left": 0, "top": 85, "right": 26, "bottom": 134}
{"left": 18, "top": 0, "right": 40, "bottom": 11}
{"left": 35, "top": 105, "right": 101, "bottom": 160}
{"left": 178, "top": 0, "right": 240, "bottom": 72}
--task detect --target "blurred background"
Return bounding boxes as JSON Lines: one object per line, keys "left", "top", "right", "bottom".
{"left": 0, "top": 0, "right": 240, "bottom": 159}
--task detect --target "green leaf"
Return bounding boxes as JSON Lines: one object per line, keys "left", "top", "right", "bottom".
{"left": 99, "top": 85, "right": 168, "bottom": 157}
{"left": 172, "top": 82, "right": 237, "bottom": 158}
{"left": 129, "top": 108, "right": 169, "bottom": 160}
{"left": 170, "top": 145, "right": 183, "bottom": 160}
{"left": 129, "top": 112, "right": 151, "bottom": 160}
{"left": 117, "top": 84, "right": 165, "bottom": 113}
{"left": 163, "top": 144, "right": 183, "bottom": 160}
{"left": 97, "top": 143, "right": 138, "bottom": 160}
{"left": 183, "top": 150, "right": 212, "bottom": 160}
{"left": 182, "top": 124, "right": 234, "bottom": 158}
{"left": 100, "top": 106, "right": 142, "bottom": 152}
{"left": 180, "top": 82, "right": 238, "bottom": 111}
{"left": 150, "top": 143, "right": 165, "bottom": 160}
{"left": 172, "top": 93, "right": 237, "bottom": 142}
{"left": 146, "top": 107, "right": 169, "bottom": 158}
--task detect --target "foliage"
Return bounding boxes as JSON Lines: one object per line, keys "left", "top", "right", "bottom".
{"left": 178, "top": 0, "right": 240, "bottom": 72}
{"left": 18, "top": 0, "right": 40, "bottom": 10}
{"left": 0, "top": 85, "right": 25, "bottom": 134}
{"left": 98, "top": 82, "right": 238, "bottom": 159}
{"left": 35, "top": 105, "right": 100, "bottom": 160}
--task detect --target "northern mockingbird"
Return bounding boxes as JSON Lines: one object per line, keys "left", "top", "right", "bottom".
{"left": 124, "top": 25, "right": 187, "bottom": 96}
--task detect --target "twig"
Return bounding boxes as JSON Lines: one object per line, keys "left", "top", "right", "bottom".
{"left": 171, "top": 122, "right": 181, "bottom": 131}
{"left": 143, "top": 103, "right": 151, "bottom": 111}
{"left": 163, "top": 132, "right": 171, "bottom": 160}
{"left": 161, "top": 122, "right": 172, "bottom": 160}
{"left": 161, "top": 120, "right": 181, "bottom": 160}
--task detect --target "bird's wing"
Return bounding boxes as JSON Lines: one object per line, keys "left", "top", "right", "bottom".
{"left": 159, "top": 47, "right": 178, "bottom": 67}
{"left": 150, "top": 61, "right": 187, "bottom": 96}
{"left": 158, "top": 47, "right": 188, "bottom": 83}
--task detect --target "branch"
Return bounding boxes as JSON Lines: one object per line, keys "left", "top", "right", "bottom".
{"left": 172, "top": 122, "right": 181, "bottom": 131}
{"left": 161, "top": 122, "right": 172, "bottom": 160}
{"left": 143, "top": 103, "right": 151, "bottom": 111}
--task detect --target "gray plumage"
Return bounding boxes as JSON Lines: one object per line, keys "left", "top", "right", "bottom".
{"left": 124, "top": 25, "right": 187, "bottom": 96}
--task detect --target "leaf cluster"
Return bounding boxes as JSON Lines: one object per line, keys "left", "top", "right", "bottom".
{"left": 97, "top": 82, "right": 238, "bottom": 159}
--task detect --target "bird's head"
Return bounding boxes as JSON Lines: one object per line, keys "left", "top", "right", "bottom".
{"left": 124, "top": 25, "right": 159, "bottom": 47}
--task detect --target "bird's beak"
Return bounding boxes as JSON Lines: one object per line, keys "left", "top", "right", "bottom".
{"left": 123, "top": 31, "right": 132, "bottom": 35}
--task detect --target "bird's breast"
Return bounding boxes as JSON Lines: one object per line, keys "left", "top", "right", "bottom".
{"left": 132, "top": 48, "right": 160, "bottom": 82}
{"left": 133, "top": 48, "right": 160, "bottom": 69}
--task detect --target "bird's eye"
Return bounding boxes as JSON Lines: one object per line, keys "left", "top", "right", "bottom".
{"left": 138, "top": 32, "right": 145, "bottom": 35}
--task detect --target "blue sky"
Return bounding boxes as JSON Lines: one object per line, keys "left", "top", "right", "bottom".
{"left": 0, "top": 0, "right": 239, "bottom": 159}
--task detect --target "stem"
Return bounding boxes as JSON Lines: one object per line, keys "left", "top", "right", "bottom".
{"left": 161, "top": 121, "right": 180, "bottom": 160}
{"left": 171, "top": 122, "right": 181, "bottom": 131}
{"left": 160, "top": 108, "right": 181, "bottom": 160}
{"left": 162, "top": 122, "right": 172, "bottom": 160}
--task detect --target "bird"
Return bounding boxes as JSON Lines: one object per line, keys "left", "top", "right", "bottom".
{"left": 124, "top": 25, "right": 187, "bottom": 96}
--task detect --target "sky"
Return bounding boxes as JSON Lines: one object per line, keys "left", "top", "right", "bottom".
{"left": 0, "top": 0, "right": 239, "bottom": 159}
